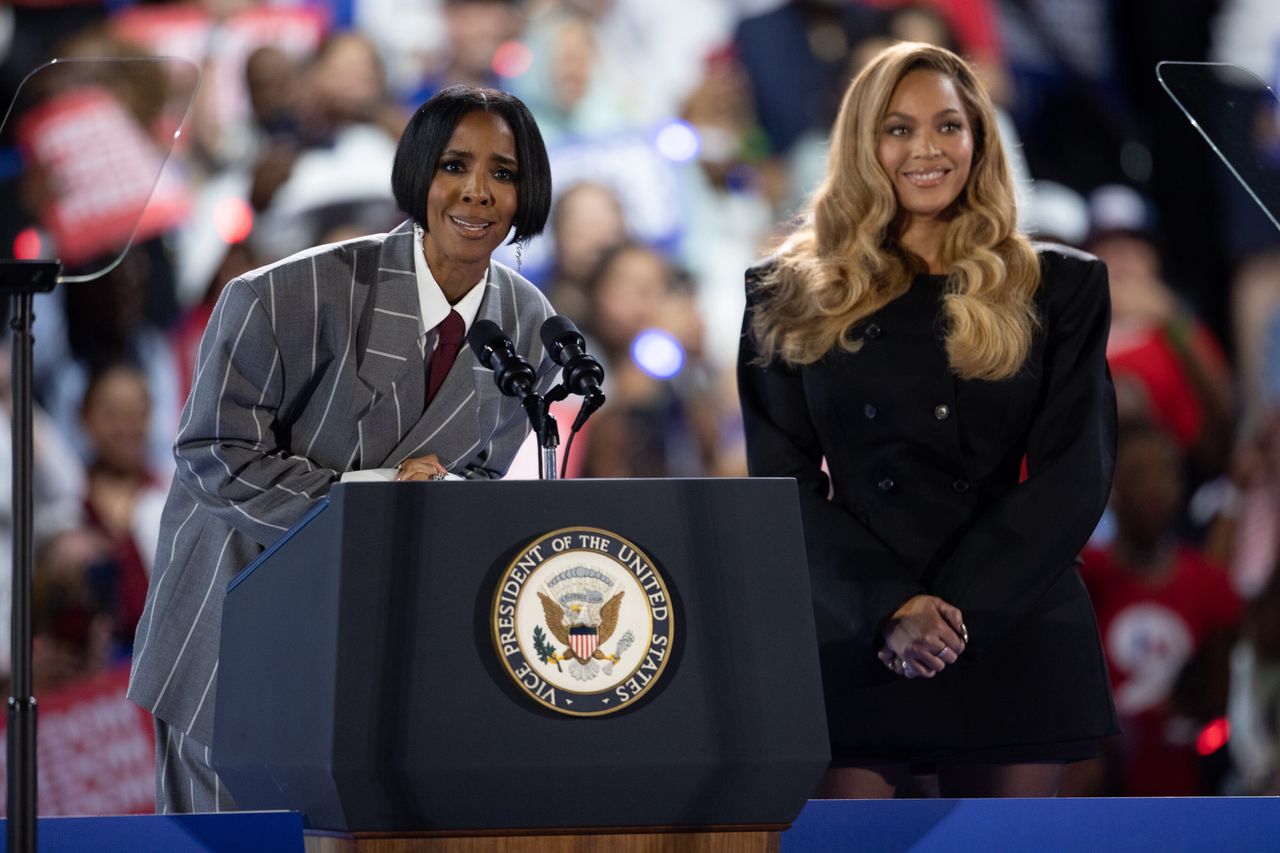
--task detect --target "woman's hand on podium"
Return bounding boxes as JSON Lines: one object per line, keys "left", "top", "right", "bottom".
{"left": 395, "top": 453, "right": 449, "bottom": 481}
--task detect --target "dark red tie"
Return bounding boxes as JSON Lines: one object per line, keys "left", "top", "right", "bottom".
{"left": 425, "top": 309, "right": 465, "bottom": 407}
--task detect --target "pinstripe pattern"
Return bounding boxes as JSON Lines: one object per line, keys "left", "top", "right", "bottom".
{"left": 303, "top": 254, "right": 360, "bottom": 459}
{"left": 154, "top": 718, "right": 237, "bottom": 813}
{"left": 128, "top": 221, "right": 556, "bottom": 761}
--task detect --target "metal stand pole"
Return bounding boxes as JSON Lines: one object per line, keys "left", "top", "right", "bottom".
{"left": 3, "top": 260, "right": 60, "bottom": 853}
{"left": 539, "top": 413, "right": 560, "bottom": 481}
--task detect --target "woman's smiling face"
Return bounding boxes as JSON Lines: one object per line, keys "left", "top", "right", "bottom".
{"left": 422, "top": 109, "right": 519, "bottom": 276}
{"left": 877, "top": 69, "right": 974, "bottom": 226}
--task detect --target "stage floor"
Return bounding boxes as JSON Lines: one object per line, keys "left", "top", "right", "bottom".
{"left": 5, "top": 797, "right": 1279, "bottom": 852}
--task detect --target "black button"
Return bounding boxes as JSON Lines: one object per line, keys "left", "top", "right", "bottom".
{"left": 878, "top": 477, "right": 895, "bottom": 492}
{"left": 952, "top": 479, "right": 970, "bottom": 493}
{"left": 865, "top": 323, "right": 882, "bottom": 340}
{"left": 864, "top": 403, "right": 877, "bottom": 419}
{"left": 934, "top": 404, "right": 951, "bottom": 420}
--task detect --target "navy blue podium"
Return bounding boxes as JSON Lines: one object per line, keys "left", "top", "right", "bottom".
{"left": 210, "top": 479, "right": 830, "bottom": 850}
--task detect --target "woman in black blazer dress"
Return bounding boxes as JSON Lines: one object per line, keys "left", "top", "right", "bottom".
{"left": 738, "top": 42, "right": 1118, "bottom": 797}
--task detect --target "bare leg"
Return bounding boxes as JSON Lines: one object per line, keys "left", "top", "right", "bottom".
{"left": 1058, "top": 757, "right": 1109, "bottom": 797}
{"left": 937, "top": 762, "right": 1063, "bottom": 798}
{"left": 814, "top": 764, "right": 912, "bottom": 799}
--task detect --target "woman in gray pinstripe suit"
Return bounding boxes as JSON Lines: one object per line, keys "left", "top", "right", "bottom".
{"left": 128, "top": 86, "right": 558, "bottom": 812}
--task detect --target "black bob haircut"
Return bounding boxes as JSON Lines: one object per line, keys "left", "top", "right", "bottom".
{"left": 391, "top": 85, "right": 552, "bottom": 245}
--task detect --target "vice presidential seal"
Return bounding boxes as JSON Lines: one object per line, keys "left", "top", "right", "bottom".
{"left": 492, "top": 527, "right": 675, "bottom": 716}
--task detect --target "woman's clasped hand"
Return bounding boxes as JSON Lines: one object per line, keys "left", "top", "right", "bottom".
{"left": 877, "top": 595, "right": 968, "bottom": 678}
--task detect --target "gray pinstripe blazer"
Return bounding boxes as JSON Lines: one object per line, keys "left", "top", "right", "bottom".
{"left": 127, "top": 220, "right": 556, "bottom": 744}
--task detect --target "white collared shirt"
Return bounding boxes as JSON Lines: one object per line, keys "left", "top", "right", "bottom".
{"left": 412, "top": 223, "right": 487, "bottom": 359}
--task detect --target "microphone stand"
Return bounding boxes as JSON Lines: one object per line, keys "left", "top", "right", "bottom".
{"left": 2, "top": 258, "right": 61, "bottom": 853}
{"left": 524, "top": 385, "right": 568, "bottom": 480}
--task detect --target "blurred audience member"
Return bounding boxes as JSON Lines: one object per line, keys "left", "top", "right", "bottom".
{"left": 582, "top": 242, "right": 671, "bottom": 368}
{"left": 733, "top": 0, "right": 879, "bottom": 159}
{"left": 300, "top": 30, "right": 406, "bottom": 141}
{"left": 1088, "top": 185, "right": 1235, "bottom": 481}
{"left": 1082, "top": 424, "right": 1242, "bottom": 795}
{"left": 545, "top": 180, "right": 628, "bottom": 318}
{"left": 676, "top": 48, "right": 775, "bottom": 369}
{"left": 579, "top": 244, "right": 728, "bottom": 477}
{"left": 37, "top": 250, "right": 181, "bottom": 478}
{"left": 244, "top": 45, "right": 305, "bottom": 145}
{"left": 1022, "top": 180, "right": 1090, "bottom": 247}
{"left": 174, "top": 45, "right": 303, "bottom": 305}
{"left": 353, "top": 0, "right": 448, "bottom": 103}
{"left": 861, "top": 0, "right": 1003, "bottom": 65}
{"left": 1227, "top": 565, "right": 1280, "bottom": 794}
{"left": 1218, "top": 410, "right": 1280, "bottom": 598}
{"left": 251, "top": 31, "right": 404, "bottom": 261}
{"left": 79, "top": 364, "right": 168, "bottom": 658}
{"left": 551, "top": 0, "right": 734, "bottom": 123}
{"left": 513, "top": 7, "right": 643, "bottom": 141}
{"left": 32, "top": 528, "right": 115, "bottom": 694}
{"left": 409, "top": 0, "right": 523, "bottom": 104}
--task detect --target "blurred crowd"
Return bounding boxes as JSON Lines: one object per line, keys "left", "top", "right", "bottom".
{"left": 2, "top": 0, "right": 1280, "bottom": 809}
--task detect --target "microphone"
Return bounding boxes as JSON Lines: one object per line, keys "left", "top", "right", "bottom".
{"left": 468, "top": 319, "right": 537, "bottom": 398}
{"left": 539, "top": 315, "right": 605, "bottom": 397}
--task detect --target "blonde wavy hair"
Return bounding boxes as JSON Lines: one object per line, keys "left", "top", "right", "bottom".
{"left": 751, "top": 42, "right": 1041, "bottom": 381}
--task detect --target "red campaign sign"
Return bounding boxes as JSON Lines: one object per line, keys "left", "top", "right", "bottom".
{"left": 0, "top": 666, "right": 155, "bottom": 816}
{"left": 16, "top": 86, "right": 190, "bottom": 267}
{"left": 111, "top": 4, "right": 327, "bottom": 135}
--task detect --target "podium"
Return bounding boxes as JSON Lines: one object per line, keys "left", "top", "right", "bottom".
{"left": 212, "top": 479, "right": 830, "bottom": 851}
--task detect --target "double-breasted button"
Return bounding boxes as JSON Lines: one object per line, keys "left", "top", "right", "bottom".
{"left": 934, "top": 404, "right": 951, "bottom": 420}
{"left": 878, "top": 477, "right": 895, "bottom": 492}
{"left": 952, "top": 479, "right": 970, "bottom": 493}
{"left": 865, "top": 323, "right": 882, "bottom": 340}
{"left": 864, "top": 403, "right": 878, "bottom": 419}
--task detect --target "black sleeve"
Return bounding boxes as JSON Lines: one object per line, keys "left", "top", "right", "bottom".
{"left": 737, "top": 271, "right": 926, "bottom": 647}
{"left": 928, "top": 256, "right": 1117, "bottom": 656}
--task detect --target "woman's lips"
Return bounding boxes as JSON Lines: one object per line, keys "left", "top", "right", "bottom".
{"left": 449, "top": 215, "right": 493, "bottom": 236}
{"left": 903, "top": 168, "right": 950, "bottom": 188}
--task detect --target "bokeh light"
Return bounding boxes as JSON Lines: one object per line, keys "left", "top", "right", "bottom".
{"left": 631, "top": 329, "right": 685, "bottom": 380}
{"left": 654, "top": 120, "right": 700, "bottom": 163}
{"left": 13, "top": 227, "right": 42, "bottom": 260}
{"left": 1195, "top": 717, "right": 1229, "bottom": 756}
{"left": 213, "top": 197, "right": 254, "bottom": 244}
{"left": 492, "top": 41, "right": 533, "bottom": 79}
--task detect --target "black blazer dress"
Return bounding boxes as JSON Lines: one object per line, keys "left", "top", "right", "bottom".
{"left": 738, "top": 243, "right": 1120, "bottom": 764}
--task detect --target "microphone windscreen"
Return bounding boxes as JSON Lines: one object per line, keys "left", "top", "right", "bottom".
{"left": 467, "top": 319, "right": 508, "bottom": 363}
{"left": 540, "top": 314, "right": 582, "bottom": 353}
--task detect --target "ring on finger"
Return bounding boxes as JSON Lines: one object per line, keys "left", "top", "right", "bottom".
{"left": 902, "top": 661, "right": 915, "bottom": 677}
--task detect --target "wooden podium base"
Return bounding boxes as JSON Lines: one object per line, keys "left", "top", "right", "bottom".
{"left": 303, "top": 827, "right": 782, "bottom": 853}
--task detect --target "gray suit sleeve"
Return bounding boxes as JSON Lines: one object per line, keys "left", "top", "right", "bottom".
{"left": 173, "top": 278, "right": 339, "bottom": 546}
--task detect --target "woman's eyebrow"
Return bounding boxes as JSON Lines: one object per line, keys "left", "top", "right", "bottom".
{"left": 883, "top": 108, "right": 963, "bottom": 122}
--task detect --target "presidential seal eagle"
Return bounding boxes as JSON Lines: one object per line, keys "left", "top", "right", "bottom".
{"left": 538, "top": 589, "right": 625, "bottom": 680}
